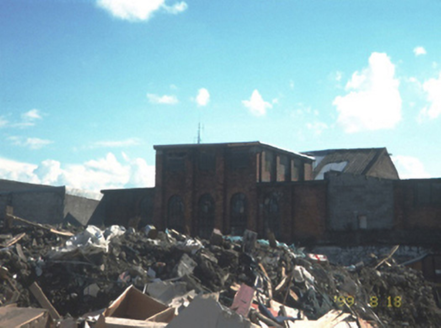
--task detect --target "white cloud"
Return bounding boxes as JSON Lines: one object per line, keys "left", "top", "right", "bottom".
{"left": 8, "top": 136, "right": 53, "bottom": 150}
{"left": 3, "top": 109, "right": 43, "bottom": 129}
{"left": 242, "top": 90, "right": 273, "bottom": 116}
{"left": 96, "top": 0, "right": 187, "bottom": 22}
{"left": 147, "top": 93, "right": 178, "bottom": 105}
{"left": 163, "top": 1, "right": 187, "bottom": 14}
{"left": 33, "top": 159, "right": 63, "bottom": 185}
{"left": 418, "top": 72, "right": 441, "bottom": 120}
{"left": 126, "top": 157, "right": 155, "bottom": 187}
{"left": 392, "top": 155, "right": 431, "bottom": 179}
{"left": 0, "top": 157, "right": 40, "bottom": 184}
{"left": 413, "top": 46, "right": 427, "bottom": 56}
{"left": 22, "top": 109, "right": 41, "bottom": 121}
{"left": 0, "top": 116, "right": 8, "bottom": 128}
{"left": 333, "top": 52, "right": 402, "bottom": 133}
{"left": 196, "top": 88, "right": 210, "bottom": 107}
{"left": 0, "top": 153, "right": 155, "bottom": 193}
{"left": 306, "top": 121, "right": 328, "bottom": 136}
{"left": 90, "top": 138, "right": 142, "bottom": 148}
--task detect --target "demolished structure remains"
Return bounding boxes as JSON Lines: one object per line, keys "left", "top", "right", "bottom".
{"left": 1, "top": 213, "right": 441, "bottom": 327}
{"left": 1, "top": 141, "right": 441, "bottom": 327}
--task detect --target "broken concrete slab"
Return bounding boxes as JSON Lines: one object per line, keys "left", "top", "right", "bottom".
{"left": 0, "top": 307, "right": 50, "bottom": 328}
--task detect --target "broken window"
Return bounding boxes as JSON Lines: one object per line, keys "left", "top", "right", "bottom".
{"left": 167, "top": 195, "right": 185, "bottom": 233}
{"left": 166, "top": 152, "right": 186, "bottom": 172}
{"left": 198, "top": 151, "right": 216, "bottom": 172}
{"left": 263, "top": 192, "right": 281, "bottom": 239}
{"left": 291, "top": 159, "right": 303, "bottom": 181}
{"left": 230, "top": 193, "right": 247, "bottom": 236}
{"left": 197, "top": 193, "right": 215, "bottom": 239}
{"left": 277, "top": 155, "right": 289, "bottom": 182}
{"left": 262, "top": 151, "right": 274, "bottom": 182}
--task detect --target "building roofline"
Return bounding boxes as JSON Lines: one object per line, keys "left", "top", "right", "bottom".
{"left": 303, "top": 147, "right": 387, "bottom": 155}
{"left": 153, "top": 141, "right": 315, "bottom": 161}
{"left": 101, "top": 187, "right": 155, "bottom": 194}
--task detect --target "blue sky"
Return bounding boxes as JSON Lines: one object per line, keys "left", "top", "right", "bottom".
{"left": 1, "top": 0, "right": 441, "bottom": 192}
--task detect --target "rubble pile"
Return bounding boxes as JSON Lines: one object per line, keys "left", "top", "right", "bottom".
{"left": 1, "top": 217, "right": 441, "bottom": 327}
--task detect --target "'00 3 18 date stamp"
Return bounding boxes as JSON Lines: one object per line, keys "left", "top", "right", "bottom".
{"left": 334, "top": 295, "right": 402, "bottom": 308}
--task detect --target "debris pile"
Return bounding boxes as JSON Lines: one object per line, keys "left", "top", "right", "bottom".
{"left": 1, "top": 214, "right": 441, "bottom": 327}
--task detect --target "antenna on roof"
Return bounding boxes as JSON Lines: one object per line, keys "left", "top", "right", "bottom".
{"left": 197, "top": 121, "right": 202, "bottom": 144}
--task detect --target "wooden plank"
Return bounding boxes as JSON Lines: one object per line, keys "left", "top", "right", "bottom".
{"left": 375, "top": 245, "right": 399, "bottom": 269}
{"left": 105, "top": 317, "right": 168, "bottom": 328}
{"left": 2, "top": 232, "right": 26, "bottom": 248}
{"left": 15, "top": 243, "right": 28, "bottom": 262}
{"left": 5, "top": 206, "right": 14, "bottom": 229}
{"left": 8, "top": 213, "right": 74, "bottom": 237}
{"left": 258, "top": 263, "right": 273, "bottom": 299}
{"left": 29, "top": 282, "right": 62, "bottom": 320}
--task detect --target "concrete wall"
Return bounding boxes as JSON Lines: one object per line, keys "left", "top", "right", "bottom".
{"left": 326, "top": 172, "right": 394, "bottom": 231}
{"left": 102, "top": 188, "right": 155, "bottom": 228}
{"left": 0, "top": 187, "right": 65, "bottom": 224}
{"left": 64, "top": 194, "right": 102, "bottom": 226}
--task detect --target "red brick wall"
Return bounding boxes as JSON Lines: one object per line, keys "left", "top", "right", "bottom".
{"left": 155, "top": 146, "right": 259, "bottom": 235}
{"left": 154, "top": 144, "right": 317, "bottom": 239}
{"left": 394, "top": 180, "right": 441, "bottom": 230}
{"left": 291, "top": 182, "right": 327, "bottom": 242}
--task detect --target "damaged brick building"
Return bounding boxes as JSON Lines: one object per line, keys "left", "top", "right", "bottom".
{"left": 99, "top": 141, "right": 441, "bottom": 246}
{"left": 153, "top": 142, "right": 318, "bottom": 241}
{"left": 101, "top": 141, "right": 438, "bottom": 248}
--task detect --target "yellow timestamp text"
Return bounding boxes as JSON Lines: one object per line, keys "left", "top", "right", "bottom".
{"left": 334, "top": 295, "right": 402, "bottom": 308}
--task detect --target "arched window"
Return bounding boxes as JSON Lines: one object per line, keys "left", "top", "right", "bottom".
{"left": 167, "top": 195, "right": 185, "bottom": 233}
{"left": 230, "top": 193, "right": 247, "bottom": 236}
{"left": 263, "top": 192, "right": 281, "bottom": 239}
{"left": 197, "top": 193, "right": 215, "bottom": 239}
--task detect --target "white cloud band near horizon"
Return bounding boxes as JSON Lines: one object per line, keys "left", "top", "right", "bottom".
{"left": 96, "top": 0, "right": 187, "bottom": 22}
{"left": 0, "top": 152, "right": 433, "bottom": 196}
{"left": 392, "top": 155, "right": 431, "bottom": 179}
{"left": 333, "top": 52, "right": 402, "bottom": 133}
{"left": 0, "top": 153, "right": 155, "bottom": 194}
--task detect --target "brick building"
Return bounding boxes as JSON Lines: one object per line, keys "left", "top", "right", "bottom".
{"left": 95, "top": 142, "right": 439, "bottom": 246}
{"left": 152, "top": 142, "right": 321, "bottom": 242}
{"left": 304, "top": 147, "right": 399, "bottom": 180}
